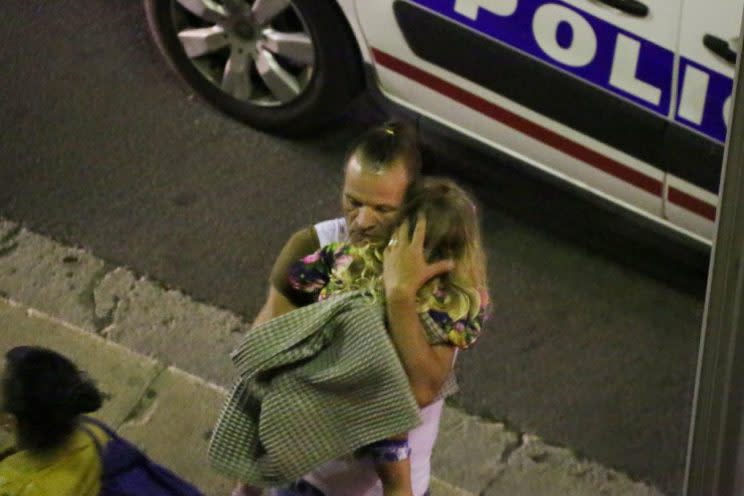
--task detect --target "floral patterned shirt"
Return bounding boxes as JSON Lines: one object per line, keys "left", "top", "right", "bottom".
{"left": 288, "top": 242, "right": 485, "bottom": 349}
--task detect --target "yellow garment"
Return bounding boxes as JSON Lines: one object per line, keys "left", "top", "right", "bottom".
{"left": 0, "top": 423, "right": 108, "bottom": 496}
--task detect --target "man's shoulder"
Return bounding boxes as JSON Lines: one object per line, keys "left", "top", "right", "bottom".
{"left": 269, "top": 219, "right": 346, "bottom": 306}
{"left": 284, "top": 225, "right": 322, "bottom": 257}
{"left": 274, "top": 226, "right": 321, "bottom": 274}
{"left": 269, "top": 225, "right": 322, "bottom": 306}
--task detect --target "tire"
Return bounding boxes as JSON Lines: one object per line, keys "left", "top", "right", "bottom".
{"left": 144, "top": 0, "right": 364, "bottom": 136}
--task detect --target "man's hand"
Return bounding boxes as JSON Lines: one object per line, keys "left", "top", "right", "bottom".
{"left": 382, "top": 212, "right": 457, "bottom": 406}
{"left": 383, "top": 212, "right": 455, "bottom": 299}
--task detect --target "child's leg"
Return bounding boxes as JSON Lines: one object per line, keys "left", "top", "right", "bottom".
{"left": 376, "top": 457, "right": 413, "bottom": 496}
{"left": 367, "top": 434, "right": 414, "bottom": 496}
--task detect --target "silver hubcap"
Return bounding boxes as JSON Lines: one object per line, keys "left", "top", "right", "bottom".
{"left": 172, "top": 0, "right": 314, "bottom": 106}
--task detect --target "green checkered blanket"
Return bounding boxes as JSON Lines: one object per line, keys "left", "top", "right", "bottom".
{"left": 208, "top": 291, "right": 458, "bottom": 486}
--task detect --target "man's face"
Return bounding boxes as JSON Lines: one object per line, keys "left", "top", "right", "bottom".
{"left": 341, "top": 154, "right": 410, "bottom": 245}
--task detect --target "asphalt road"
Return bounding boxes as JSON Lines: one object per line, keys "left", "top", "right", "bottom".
{"left": 0, "top": 1, "right": 710, "bottom": 494}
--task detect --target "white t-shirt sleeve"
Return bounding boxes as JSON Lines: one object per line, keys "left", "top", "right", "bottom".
{"left": 313, "top": 218, "right": 348, "bottom": 248}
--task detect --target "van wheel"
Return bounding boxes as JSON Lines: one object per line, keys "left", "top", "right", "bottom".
{"left": 144, "top": 0, "right": 364, "bottom": 135}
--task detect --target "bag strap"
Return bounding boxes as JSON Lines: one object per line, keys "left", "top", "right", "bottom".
{"left": 78, "top": 422, "right": 105, "bottom": 461}
{"left": 78, "top": 416, "right": 121, "bottom": 464}
{"left": 80, "top": 415, "right": 118, "bottom": 438}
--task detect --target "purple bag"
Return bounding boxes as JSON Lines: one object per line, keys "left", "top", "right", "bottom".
{"left": 80, "top": 417, "right": 204, "bottom": 496}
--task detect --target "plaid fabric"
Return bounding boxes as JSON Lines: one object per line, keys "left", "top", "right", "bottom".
{"left": 419, "top": 310, "right": 459, "bottom": 402}
{"left": 208, "top": 291, "right": 458, "bottom": 486}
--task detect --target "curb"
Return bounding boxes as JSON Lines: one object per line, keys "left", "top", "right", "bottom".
{"left": 0, "top": 218, "right": 666, "bottom": 495}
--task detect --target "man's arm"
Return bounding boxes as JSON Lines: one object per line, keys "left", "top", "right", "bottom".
{"left": 386, "top": 291, "right": 456, "bottom": 407}
{"left": 252, "top": 286, "right": 298, "bottom": 327}
{"left": 252, "top": 226, "right": 320, "bottom": 327}
{"left": 383, "top": 214, "right": 458, "bottom": 407}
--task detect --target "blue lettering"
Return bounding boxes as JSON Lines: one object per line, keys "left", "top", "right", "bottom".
{"left": 676, "top": 58, "right": 732, "bottom": 143}
{"left": 411, "top": 0, "right": 672, "bottom": 116}
{"left": 412, "top": 0, "right": 729, "bottom": 144}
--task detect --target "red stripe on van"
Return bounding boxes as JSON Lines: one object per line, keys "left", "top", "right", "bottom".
{"left": 372, "top": 48, "right": 663, "bottom": 196}
{"left": 668, "top": 187, "right": 717, "bottom": 221}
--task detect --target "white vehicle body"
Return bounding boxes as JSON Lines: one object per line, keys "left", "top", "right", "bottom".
{"left": 334, "top": 0, "right": 743, "bottom": 244}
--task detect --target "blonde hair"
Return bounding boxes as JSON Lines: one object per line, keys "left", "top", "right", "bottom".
{"left": 330, "top": 177, "right": 489, "bottom": 321}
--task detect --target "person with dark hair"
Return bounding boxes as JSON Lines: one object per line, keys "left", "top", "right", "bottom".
{"left": 229, "top": 121, "right": 463, "bottom": 496}
{"left": 0, "top": 346, "right": 108, "bottom": 496}
{"left": 342, "top": 120, "right": 422, "bottom": 186}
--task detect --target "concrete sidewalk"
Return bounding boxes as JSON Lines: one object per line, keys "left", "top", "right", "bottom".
{"left": 0, "top": 218, "right": 665, "bottom": 495}
{"left": 0, "top": 298, "right": 234, "bottom": 494}
{"left": 0, "top": 297, "right": 473, "bottom": 495}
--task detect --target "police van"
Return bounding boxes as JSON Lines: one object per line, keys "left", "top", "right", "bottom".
{"left": 145, "top": 0, "right": 742, "bottom": 244}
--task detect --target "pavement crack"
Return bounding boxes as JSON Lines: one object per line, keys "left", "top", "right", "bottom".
{"left": 0, "top": 224, "right": 20, "bottom": 257}
{"left": 0, "top": 224, "right": 21, "bottom": 245}
{"left": 480, "top": 437, "right": 524, "bottom": 496}
{"left": 78, "top": 265, "right": 115, "bottom": 332}
{"left": 500, "top": 428, "right": 525, "bottom": 464}
{"left": 94, "top": 296, "right": 120, "bottom": 334}
{"left": 121, "top": 364, "right": 166, "bottom": 426}
{"left": 0, "top": 242, "right": 18, "bottom": 258}
{"left": 480, "top": 472, "right": 510, "bottom": 496}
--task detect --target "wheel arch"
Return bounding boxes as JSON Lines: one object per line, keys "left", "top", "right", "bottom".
{"left": 143, "top": 0, "right": 371, "bottom": 135}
